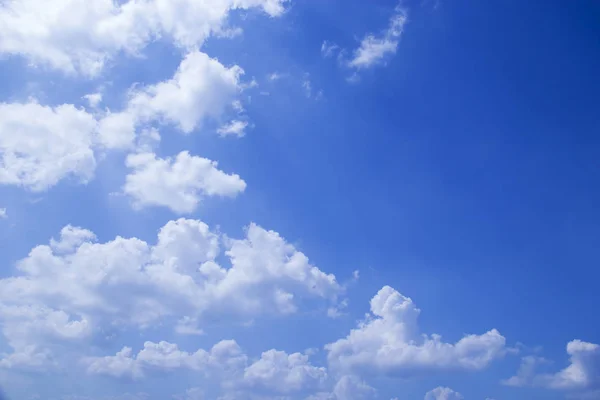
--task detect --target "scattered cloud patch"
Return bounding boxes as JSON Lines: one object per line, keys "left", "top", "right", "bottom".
{"left": 126, "top": 50, "right": 244, "bottom": 134}
{"left": 123, "top": 151, "right": 246, "bottom": 214}
{"left": 348, "top": 6, "right": 407, "bottom": 69}
{"left": 321, "top": 41, "right": 340, "bottom": 59}
{"left": 83, "top": 93, "right": 103, "bottom": 109}
{"left": 0, "top": 0, "right": 289, "bottom": 76}
{"left": 424, "top": 387, "right": 464, "bottom": 400}
{"left": 217, "top": 120, "right": 249, "bottom": 137}
{"left": 0, "top": 101, "right": 97, "bottom": 191}
{"left": 326, "top": 286, "right": 506, "bottom": 375}
{"left": 85, "top": 339, "right": 247, "bottom": 381}
{"left": 0, "top": 218, "right": 342, "bottom": 368}
{"left": 322, "top": 4, "right": 408, "bottom": 79}
{"left": 243, "top": 349, "right": 327, "bottom": 393}
{"left": 504, "top": 340, "right": 600, "bottom": 390}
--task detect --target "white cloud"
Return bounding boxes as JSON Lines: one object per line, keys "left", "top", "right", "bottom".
{"left": 302, "top": 78, "right": 313, "bottom": 98}
{"left": 0, "top": 101, "right": 97, "bottom": 191}
{"left": 83, "top": 93, "right": 103, "bottom": 108}
{"left": 347, "top": 6, "right": 407, "bottom": 69}
{"left": 85, "top": 339, "right": 247, "bottom": 381}
{"left": 0, "top": 208, "right": 6, "bottom": 219}
{"left": 96, "top": 50, "right": 244, "bottom": 149}
{"left": 97, "top": 110, "right": 137, "bottom": 150}
{"left": 126, "top": 51, "right": 244, "bottom": 134}
{"left": 424, "top": 387, "right": 464, "bottom": 400}
{"left": 267, "top": 72, "right": 288, "bottom": 81}
{"left": 243, "top": 349, "right": 327, "bottom": 393}
{"left": 304, "top": 375, "right": 375, "bottom": 400}
{"left": 123, "top": 151, "right": 246, "bottom": 214}
{"left": 217, "top": 120, "right": 249, "bottom": 137}
{"left": 0, "top": 218, "right": 341, "bottom": 368}
{"left": 87, "top": 341, "right": 329, "bottom": 396}
{"left": 0, "top": 50, "right": 252, "bottom": 193}
{"left": 0, "top": 0, "right": 289, "bottom": 76}
{"left": 321, "top": 41, "right": 340, "bottom": 58}
{"left": 326, "top": 286, "right": 506, "bottom": 375}
{"left": 504, "top": 340, "right": 600, "bottom": 390}
{"left": 332, "top": 375, "right": 376, "bottom": 400}
{"left": 502, "top": 355, "right": 549, "bottom": 387}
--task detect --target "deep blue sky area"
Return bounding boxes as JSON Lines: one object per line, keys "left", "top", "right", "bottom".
{"left": 0, "top": 1, "right": 599, "bottom": 400}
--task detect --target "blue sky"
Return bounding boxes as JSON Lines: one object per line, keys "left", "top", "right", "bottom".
{"left": 0, "top": 0, "right": 599, "bottom": 399}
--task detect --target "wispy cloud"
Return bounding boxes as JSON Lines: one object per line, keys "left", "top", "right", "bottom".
{"left": 348, "top": 6, "right": 408, "bottom": 69}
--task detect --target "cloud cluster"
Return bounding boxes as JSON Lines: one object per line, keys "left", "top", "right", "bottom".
{"left": 0, "top": 102, "right": 97, "bottom": 191}
{"left": 123, "top": 151, "right": 246, "bottom": 213}
{"left": 424, "top": 387, "right": 464, "bottom": 400}
{"left": 504, "top": 340, "right": 600, "bottom": 390}
{"left": 347, "top": 6, "right": 407, "bottom": 69}
{"left": 87, "top": 340, "right": 329, "bottom": 397}
{"left": 0, "top": 218, "right": 341, "bottom": 369}
{"left": 0, "top": 50, "right": 248, "bottom": 196}
{"left": 0, "top": 0, "right": 288, "bottom": 76}
{"left": 326, "top": 286, "right": 506, "bottom": 376}
{"left": 321, "top": 5, "right": 408, "bottom": 74}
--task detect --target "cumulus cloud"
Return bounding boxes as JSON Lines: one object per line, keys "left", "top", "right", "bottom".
{"left": 304, "top": 375, "right": 375, "bottom": 400}
{"left": 504, "top": 340, "right": 600, "bottom": 390}
{"left": 348, "top": 6, "right": 407, "bottom": 69}
{"left": 243, "top": 349, "right": 327, "bottom": 393}
{"left": 0, "top": 208, "right": 6, "bottom": 219}
{"left": 85, "top": 340, "right": 247, "bottom": 381}
{"left": 326, "top": 286, "right": 506, "bottom": 376}
{"left": 126, "top": 51, "right": 243, "bottom": 133}
{"left": 94, "top": 50, "right": 245, "bottom": 150}
{"left": 0, "top": 0, "right": 289, "bottom": 76}
{"left": 0, "top": 218, "right": 341, "bottom": 368}
{"left": 424, "top": 387, "right": 464, "bottom": 400}
{"left": 0, "top": 50, "right": 250, "bottom": 192}
{"left": 332, "top": 375, "right": 376, "bottom": 400}
{"left": 83, "top": 93, "right": 103, "bottom": 108}
{"left": 87, "top": 341, "right": 328, "bottom": 397}
{"left": 217, "top": 120, "right": 249, "bottom": 137}
{"left": 123, "top": 151, "right": 246, "bottom": 213}
{"left": 0, "top": 101, "right": 97, "bottom": 191}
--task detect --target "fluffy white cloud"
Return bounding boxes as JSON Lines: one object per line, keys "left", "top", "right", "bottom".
{"left": 424, "top": 387, "right": 464, "bottom": 400}
{"left": 96, "top": 50, "right": 246, "bottom": 149}
{"left": 96, "top": 110, "right": 138, "bottom": 150}
{"left": 332, "top": 375, "right": 376, "bottom": 400}
{"left": 83, "top": 93, "right": 103, "bottom": 108}
{"left": 94, "top": 49, "right": 245, "bottom": 149}
{"left": 87, "top": 341, "right": 329, "bottom": 397}
{"left": 86, "top": 339, "right": 247, "bottom": 380}
{"left": 326, "top": 286, "right": 506, "bottom": 375}
{"left": 0, "top": 218, "right": 341, "bottom": 368}
{"left": 127, "top": 51, "right": 243, "bottom": 133}
{"left": 0, "top": 0, "right": 288, "bottom": 76}
{"left": 123, "top": 151, "right": 246, "bottom": 213}
{"left": 243, "top": 350, "right": 327, "bottom": 393}
{"left": 0, "top": 101, "right": 97, "bottom": 191}
{"left": 504, "top": 340, "right": 600, "bottom": 390}
{"left": 347, "top": 6, "right": 407, "bottom": 69}
{"left": 0, "top": 208, "right": 6, "bottom": 219}
{"left": 0, "top": 50, "right": 251, "bottom": 192}
{"left": 304, "top": 375, "right": 375, "bottom": 400}
{"left": 218, "top": 120, "right": 249, "bottom": 137}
